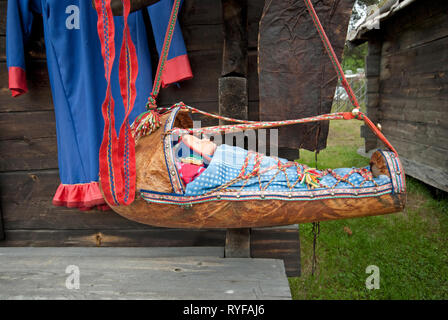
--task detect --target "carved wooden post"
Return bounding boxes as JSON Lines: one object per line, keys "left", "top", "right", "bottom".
{"left": 219, "top": 0, "right": 248, "bottom": 123}
{"left": 220, "top": 0, "right": 250, "bottom": 258}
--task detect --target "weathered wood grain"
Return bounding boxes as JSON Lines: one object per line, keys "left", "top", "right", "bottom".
{"left": 0, "top": 229, "right": 226, "bottom": 247}
{"left": 180, "top": 0, "right": 222, "bottom": 26}
{"left": 380, "top": 37, "right": 448, "bottom": 79}
{"left": 0, "top": 62, "right": 54, "bottom": 113}
{"left": 365, "top": 1, "right": 448, "bottom": 194}
{"left": 0, "top": 247, "right": 291, "bottom": 300}
{"left": 225, "top": 228, "right": 251, "bottom": 258}
{"left": 247, "top": 0, "right": 264, "bottom": 49}
{"left": 0, "top": 228, "right": 300, "bottom": 277}
{"left": 379, "top": 95, "right": 448, "bottom": 115}
{"left": 0, "top": 137, "right": 58, "bottom": 172}
{"left": 385, "top": 135, "right": 448, "bottom": 172}
{"left": 247, "top": 50, "right": 259, "bottom": 104}
{"left": 221, "top": 0, "right": 248, "bottom": 77}
{"left": 382, "top": 11, "right": 448, "bottom": 56}
{"left": 158, "top": 50, "right": 222, "bottom": 106}
{"left": 0, "top": 111, "right": 56, "bottom": 140}
{"left": 218, "top": 77, "right": 248, "bottom": 124}
{"left": 175, "top": 0, "right": 263, "bottom": 53}
{"left": 380, "top": 0, "right": 448, "bottom": 51}
{"left": 181, "top": 24, "right": 223, "bottom": 52}
{"left": 0, "top": 246, "right": 225, "bottom": 257}
{"left": 0, "top": 206, "right": 4, "bottom": 241}
{"left": 370, "top": 3, "right": 448, "bottom": 191}
{"left": 0, "top": 35, "right": 5, "bottom": 61}
{"left": 399, "top": 157, "right": 448, "bottom": 193}
{"left": 0, "top": 170, "right": 157, "bottom": 230}
{"left": 380, "top": 119, "right": 448, "bottom": 149}
{"left": 251, "top": 226, "right": 300, "bottom": 277}
{"left": 0, "top": 1, "right": 5, "bottom": 36}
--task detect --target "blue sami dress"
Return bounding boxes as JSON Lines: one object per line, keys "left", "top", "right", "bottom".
{"left": 7, "top": 0, "right": 192, "bottom": 210}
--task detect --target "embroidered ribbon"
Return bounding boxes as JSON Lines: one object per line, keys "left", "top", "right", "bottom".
{"left": 94, "top": 0, "right": 138, "bottom": 206}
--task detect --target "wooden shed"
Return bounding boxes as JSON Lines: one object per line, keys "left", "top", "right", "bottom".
{"left": 0, "top": 0, "right": 303, "bottom": 276}
{"left": 348, "top": 0, "right": 448, "bottom": 192}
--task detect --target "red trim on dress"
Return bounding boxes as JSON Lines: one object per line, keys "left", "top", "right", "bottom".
{"left": 161, "top": 54, "right": 193, "bottom": 88}
{"left": 8, "top": 67, "right": 28, "bottom": 97}
{"left": 52, "top": 182, "right": 110, "bottom": 211}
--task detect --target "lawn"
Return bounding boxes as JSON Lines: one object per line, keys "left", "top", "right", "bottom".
{"left": 289, "top": 119, "right": 448, "bottom": 299}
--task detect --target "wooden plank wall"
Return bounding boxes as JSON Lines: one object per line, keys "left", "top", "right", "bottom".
{"left": 0, "top": 0, "right": 300, "bottom": 276}
{"left": 371, "top": 0, "right": 448, "bottom": 192}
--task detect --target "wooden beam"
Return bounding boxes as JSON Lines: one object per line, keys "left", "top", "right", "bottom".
{"left": 0, "top": 206, "right": 4, "bottom": 241}
{"left": 219, "top": 0, "right": 249, "bottom": 123}
{"left": 221, "top": 0, "right": 248, "bottom": 77}
{"left": 218, "top": 77, "right": 248, "bottom": 124}
{"left": 220, "top": 0, "right": 251, "bottom": 258}
{"left": 251, "top": 225, "right": 301, "bottom": 277}
{"left": 225, "top": 228, "right": 251, "bottom": 258}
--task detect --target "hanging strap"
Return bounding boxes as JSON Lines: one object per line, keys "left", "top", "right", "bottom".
{"left": 95, "top": 0, "right": 137, "bottom": 206}
{"left": 146, "top": 0, "right": 183, "bottom": 109}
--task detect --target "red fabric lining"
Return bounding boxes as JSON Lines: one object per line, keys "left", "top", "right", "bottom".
{"left": 177, "top": 162, "right": 206, "bottom": 185}
{"left": 161, "top": 54, "right": 193, "bottom": 88}
{"left": 8, "top": 66, "right": 28, "bottom": 97}
{"left": 52, "top": 182, "right": 110, "bottom": 211}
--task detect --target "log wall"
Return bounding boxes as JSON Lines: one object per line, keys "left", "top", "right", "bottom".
{"left": 0, "top": 0, "right": 301, "bottom": 276}
{"left": 365, "top": 0, "right": 448, "bottom": 192}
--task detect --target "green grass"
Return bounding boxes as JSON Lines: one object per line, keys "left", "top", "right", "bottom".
{"left": 288, "top": 120, "right": 448, "bottom": 299}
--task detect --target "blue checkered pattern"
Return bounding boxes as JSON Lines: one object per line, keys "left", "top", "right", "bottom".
{"left": 184, "top": 145, "right": 391, "bottom": 196}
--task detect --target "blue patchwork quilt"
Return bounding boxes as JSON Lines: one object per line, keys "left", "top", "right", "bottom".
{"left": 184, "top": 144, "right": 391, "bottom": 196}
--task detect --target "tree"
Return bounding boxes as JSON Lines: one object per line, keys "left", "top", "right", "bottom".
{"left": 344, "top": 0, "right": 388, "bottom": 72}
{"left": 349, "top": 0, "right": 382, "bottom": 31}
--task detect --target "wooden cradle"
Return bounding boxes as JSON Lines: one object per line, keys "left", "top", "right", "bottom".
{"left": 102, "top": 108, "right": 406, "bottom": 229}
{"left": 95, "top": 0, "right": 406, "bottom": 228}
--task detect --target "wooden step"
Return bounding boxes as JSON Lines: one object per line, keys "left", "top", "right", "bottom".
{"left": 0, "top": 247, "right": 291, "bottom": 300}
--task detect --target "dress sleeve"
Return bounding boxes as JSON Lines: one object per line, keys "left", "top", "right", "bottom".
{"left": 147, "top": 0, "right": 193, "bottom": 88}
{"left": 6, "top": 0, "right": 38, "bottom": 97}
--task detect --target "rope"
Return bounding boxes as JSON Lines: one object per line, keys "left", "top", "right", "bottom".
{"left": 164, "top": 107, "right": 398, "bottom": 155}
{"left": 169, "top": 112, "right": 349, "bottom": 135}
{"left": 149, "top": 0, "right": 183, "bottom": 102}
